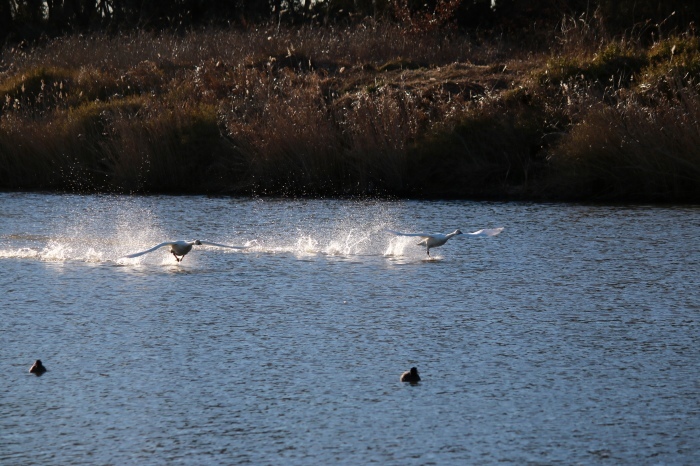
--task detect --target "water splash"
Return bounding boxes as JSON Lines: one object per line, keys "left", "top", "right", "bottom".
{"left": 245, "top": 223, "right": 389, "bottom": 259}
{"left": 384, "top": 235, "right": 413, "bottom": 257}
{"left": 325, "top": 229, "right": 370, "bottom": 256}
{"left": 0, "top": 195, "right": 166, "bottom": 264}
{"left": 1, "top": 195, "right": 410, "bottom": 264}
{"left": 0, "top": 247, "right": 41, "bottom": 259}
{"left": 41, "top": 241, "right": 71, "bottom": 261}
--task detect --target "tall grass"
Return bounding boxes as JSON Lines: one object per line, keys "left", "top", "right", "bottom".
{"left": 1, "top": 23, "right": 699, "bottom": 201}
{"left": 547, "top": 81, "right": 700, "bottom": 201}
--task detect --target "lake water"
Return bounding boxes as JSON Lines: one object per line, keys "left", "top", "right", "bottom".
{"left": 1, "top": 193, "right": 699, "bottom": 465}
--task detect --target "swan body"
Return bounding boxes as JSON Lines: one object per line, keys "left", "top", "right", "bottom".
{"left": 386, "top": 227, "right": 503, "bottom": 256}
{"left": 401, "top": 367, "right": 421, "bottom": 383}
{"left": 123, "top": 239, "right": 248, "bottom": 262}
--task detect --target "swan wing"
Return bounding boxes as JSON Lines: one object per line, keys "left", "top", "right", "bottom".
{"left": 465, "top": 227, "right": 504, "bottom": 237}
{"left": 385, "top": 229, "right": 433, "bottom": 239}
{"left": 198, "top": 240, "right": 249, "bottom": 250}
{"left": 122, "top": 242, "right": 174, "bottom": 258}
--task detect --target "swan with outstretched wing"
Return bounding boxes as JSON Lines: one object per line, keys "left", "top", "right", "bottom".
{"left": 386, "top": 227, "right": 503, "bottom": 256}
{"left": 122, "top": 239, "right": 249, "bottom": 262}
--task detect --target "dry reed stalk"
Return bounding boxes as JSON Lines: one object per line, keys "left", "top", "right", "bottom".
{"left": 547, "top": 81, "right": 700, "bottom": 200}
{"left": 337, "top": 86, "right": 426, "bottom": 193}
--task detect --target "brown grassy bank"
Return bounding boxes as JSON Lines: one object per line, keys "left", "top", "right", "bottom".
{"left": 1, "top": 22, "right": 699, "bottom": 201}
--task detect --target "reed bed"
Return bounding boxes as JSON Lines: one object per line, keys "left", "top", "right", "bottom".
{"left": 0, "top": 22, "right": 699, "bottom": 201}
{"left": 546, "top": 86, "right": 700, "bottom": 201}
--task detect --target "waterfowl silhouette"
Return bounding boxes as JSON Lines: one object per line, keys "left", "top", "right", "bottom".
{"left": 29, "top": 360, "right": 46, "bottom": 376}
{"left": 122, "top": 240, "right": 249, "bottom": 262}
{"left": 386, "top": 227, "right": 504, "bottom": 256}
{"left": 401, "top": 367, "right": 421, "bottom": 383}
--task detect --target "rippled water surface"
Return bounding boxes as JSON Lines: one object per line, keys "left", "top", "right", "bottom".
{"left": 1, "top": 193, "right": 699, "bottom": 465}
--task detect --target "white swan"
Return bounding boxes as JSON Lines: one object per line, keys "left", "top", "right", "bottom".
{"left": 386, "top": 227, "right": 504, "bottom": 256}
{"left": 122, "top": 240, "right": 249, "bottom": 262}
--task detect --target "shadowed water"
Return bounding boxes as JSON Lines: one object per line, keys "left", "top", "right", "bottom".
{"left": 1, "top": 193, "right": 699, "bottom": 465}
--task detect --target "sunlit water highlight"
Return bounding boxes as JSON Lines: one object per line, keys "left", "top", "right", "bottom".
{"left": 1, "top": 193, "right": 699, "bottom": 465}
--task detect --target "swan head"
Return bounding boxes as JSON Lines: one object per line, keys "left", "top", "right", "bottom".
{"left": 194, "top": 240, "right": 202, "bottom": 245}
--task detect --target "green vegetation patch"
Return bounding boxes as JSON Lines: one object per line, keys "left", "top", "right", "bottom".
{"left": 645, "top": 36, "right": 700, "bottom": 78}
{"left": 542, "top": 43, "right": 648, "bottom": 87}
{"left": 0, "top": 67, "right": 72, "bottom": 99}
{"left": 0, "top": 67, "right": 75, "bottom": 112}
